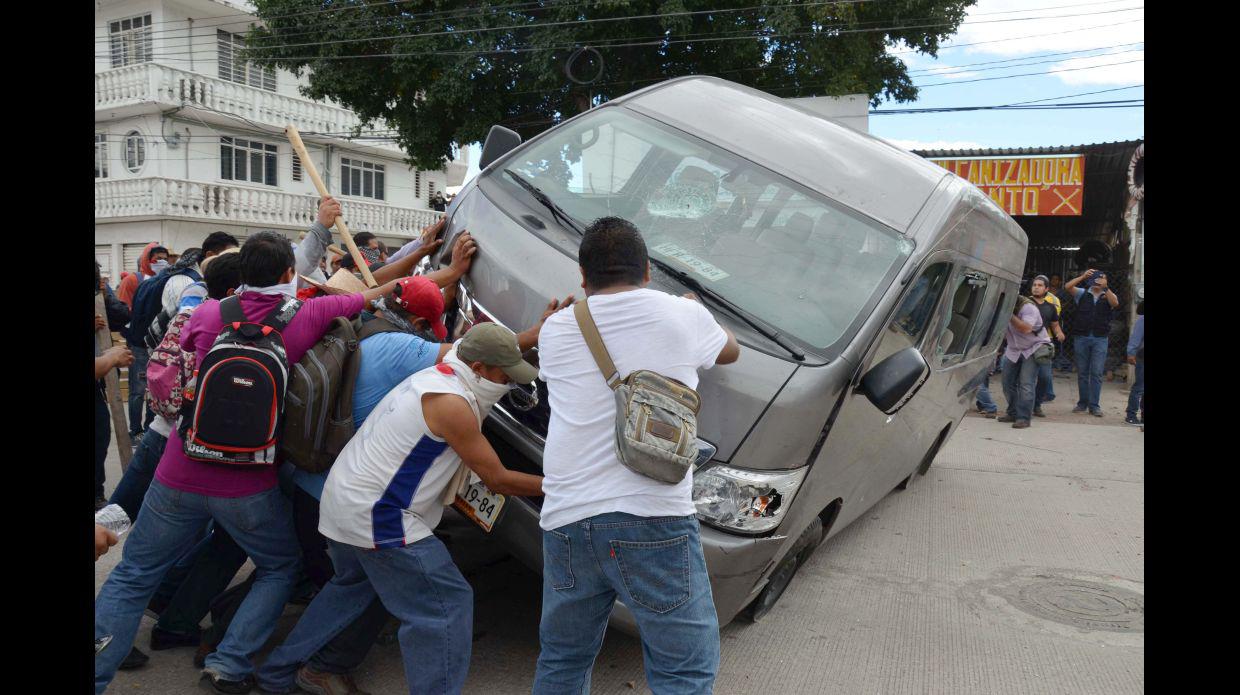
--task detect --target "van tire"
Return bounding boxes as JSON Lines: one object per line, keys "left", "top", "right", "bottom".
{"left": 895, "top": 474, "right": 912, "bottom": 491}
{"left": 916, "top": 427, "right": 951, "bottom": 477}
{"left": 739, "top": 517, "right": 824, "bottom": 623}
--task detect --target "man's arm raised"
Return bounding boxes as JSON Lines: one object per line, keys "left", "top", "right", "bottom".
{"left": 422, "top": 392, "right": 544, "bottom": 497}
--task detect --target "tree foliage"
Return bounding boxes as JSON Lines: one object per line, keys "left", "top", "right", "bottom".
{"left": 247, "top": 0, "right": 975, "bottom": 169}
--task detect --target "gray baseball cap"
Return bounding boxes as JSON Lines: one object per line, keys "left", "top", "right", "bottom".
{"left": 457, "top": 322, "right": 539, "bottom": 384}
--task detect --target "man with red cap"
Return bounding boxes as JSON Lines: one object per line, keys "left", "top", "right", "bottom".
{"left": 278, "top": 274, "right": 572, "bottom": 695}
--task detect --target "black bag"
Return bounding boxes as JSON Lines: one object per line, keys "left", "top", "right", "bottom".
{"left": 281, "top": 315, "right": 403, "bottom": 473}
{"left": 128, "top": 267, "right": 201, "bottom": 344}
{"left": 179, "top": 295, "right": 301, "bottom": 465}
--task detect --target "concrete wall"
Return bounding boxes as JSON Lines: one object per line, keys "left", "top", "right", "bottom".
{"left": 785, "top": 94, "right": 870, "bottom": 134}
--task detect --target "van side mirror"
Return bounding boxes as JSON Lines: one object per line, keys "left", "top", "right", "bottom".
{"left": 858, "top": 347, "right": 930, "bottom": 414}
{"left": 479, "top": 125, "right": 522, "bottom": 170}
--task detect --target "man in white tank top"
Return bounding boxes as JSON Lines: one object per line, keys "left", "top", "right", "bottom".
{"left": 257, "top": 324, "right": 545, "bottom": 695}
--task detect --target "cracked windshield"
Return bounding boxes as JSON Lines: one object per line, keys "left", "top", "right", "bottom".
{"left": 503, "top": 108, "right": 914, "bottom": 350}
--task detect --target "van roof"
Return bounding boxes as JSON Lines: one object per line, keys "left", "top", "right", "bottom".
{"left": 612, "top": 76, "right": 952, "bottom": 234}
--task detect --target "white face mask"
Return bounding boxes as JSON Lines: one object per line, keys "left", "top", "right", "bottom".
{"left": 442, "top": 346, "right": 512, "bottom": 419}
{"left": 235, "top": 279, "right": 298, "bottom": 299}
{"left": 150, "top": 260, "right": 169, "bottom": 275}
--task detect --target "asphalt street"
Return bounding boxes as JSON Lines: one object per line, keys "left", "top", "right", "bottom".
{"left": 96, "top": 372, "right": 1144, "bottom": 694}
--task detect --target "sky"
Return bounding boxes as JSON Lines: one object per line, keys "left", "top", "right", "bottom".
{"left": 458, "top": 0, "right": 1143, "bottom": 182}
{"left": 871, "top": 0, "right": 1144, "bottom": 151}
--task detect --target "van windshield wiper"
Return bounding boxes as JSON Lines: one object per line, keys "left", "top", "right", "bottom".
{"left": 503, "top": 169, "right": 584, "bottom": 236}
{"left": 648, "top": 257, "right": 806, "bottom": 362}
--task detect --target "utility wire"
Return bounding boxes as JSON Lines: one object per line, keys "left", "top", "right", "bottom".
{"left": 105, "top": 4, "right": 1143, "bottom": 61}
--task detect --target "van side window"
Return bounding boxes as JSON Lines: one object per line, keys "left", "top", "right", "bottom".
{"left": 964, "top": 283, "right": 999, "bottom": 357}
{"left": 981, "top": 291, "right": 1008, "bottom": 348}
{"left": 868, "top": 262, "right": 952, "bottom": 368}
{"left": 935, "top": 272, "right": 988, "bottom": 364}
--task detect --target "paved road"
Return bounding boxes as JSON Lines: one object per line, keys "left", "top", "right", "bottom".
{"left": 97, "top": 378, "right": 1143, "bottom": 694}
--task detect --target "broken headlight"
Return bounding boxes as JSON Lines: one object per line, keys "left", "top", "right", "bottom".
{"left": 693, "top": 465, "right": 808, "bottom": 534}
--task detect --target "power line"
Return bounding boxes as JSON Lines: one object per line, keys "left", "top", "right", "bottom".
{"left": 917, "top": 57, "right": 1142, "bottom": 87}
{"left": 870, "top": 99, "right": 1142, "bottom": 114}
{"left": 904, "top": 42, "right": 1143, "bottom": 75}
{"left": 106, "top": 4, "right": 1143, "bottom": 61}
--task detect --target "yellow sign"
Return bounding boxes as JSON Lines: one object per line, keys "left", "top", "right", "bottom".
{"left": 928, "top": 155, "right": 1085, "bottom": 216}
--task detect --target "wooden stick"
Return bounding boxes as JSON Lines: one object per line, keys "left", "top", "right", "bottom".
{"left": 326, "top": 245, "right": 347, "bottom": 257}
{"left": 95, "top": 294, "right": 133, "bottom": 471}
{"left": 284, "top": 125, "right": 378, "bottom": 288}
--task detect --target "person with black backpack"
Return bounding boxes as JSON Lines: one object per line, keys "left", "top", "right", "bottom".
{"left": 94, "top": 231, "right": 417, "bottom": 694}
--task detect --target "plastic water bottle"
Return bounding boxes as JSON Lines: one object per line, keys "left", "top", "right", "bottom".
{"left": 95, "top": 504, "right": 131, "bottom": 536}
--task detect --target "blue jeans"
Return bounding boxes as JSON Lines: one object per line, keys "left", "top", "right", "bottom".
{"left": 257, "top": 536, "right": 473, "bottom": 695}
{"left": 109, "top": 429, "right": 166, "bottom": 521}
{"left": 976, "top": 375, "right": 997, "bottom": 413}
{"left": 1001, "top": 355, "right": 1038, "bottom": 422}
{"left": 126, "top": 342, "right": 149, "bottom": 437}
{"left": 1034, "top": 360, "right": 1055, "bottom": 409}
{"left": 1073, "top": 335, "right": 1108, "bottom": 410}
{"left": 94, "top": 481, "right": 300, "bottom": 692}
{"left": 533, "top": 513, "right": 720, "bottom": 695}
{"left": 1126, "top": 358, "right": 1144, "bottom": 419}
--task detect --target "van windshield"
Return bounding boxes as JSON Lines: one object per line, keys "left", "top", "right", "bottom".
{"left": 499, "top": 108, "right": 913, "bottom": 350}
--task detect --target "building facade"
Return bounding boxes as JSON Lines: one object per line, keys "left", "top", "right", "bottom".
{"left": 94, "top": 0, "right": 464, "bottom": 280}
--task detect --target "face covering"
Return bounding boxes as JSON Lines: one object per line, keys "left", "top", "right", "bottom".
{"left": 442, "top": 345, "right": 512, "bottom": 420}
{"left": 150, "top": 260, "right": 170, "bottom": 275}
{"left": 235, "top": 279, "right": 299, "bottom": 299}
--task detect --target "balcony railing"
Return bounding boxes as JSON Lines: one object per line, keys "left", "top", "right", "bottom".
{"left": 96, "top": 178, "right": 443, "bottom": 237}
{"left": 96, "top": 62, "right": 393, "bottom": 136}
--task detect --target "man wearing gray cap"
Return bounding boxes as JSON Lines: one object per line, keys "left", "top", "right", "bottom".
{"left": 256, "top": 322, "right": 544, "bottom": 695}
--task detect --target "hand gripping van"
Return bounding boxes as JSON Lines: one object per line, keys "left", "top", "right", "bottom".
{"left": 430, "top": 76, "right": 1027, "bottom": 628}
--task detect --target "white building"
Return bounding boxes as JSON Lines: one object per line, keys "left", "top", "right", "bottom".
{"left": 94, "top": 0, "right": 467, "bottom": 280}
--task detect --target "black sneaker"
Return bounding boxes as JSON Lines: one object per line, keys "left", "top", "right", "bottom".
{"left": 118, "top": 646, "right": 149, "bottom": 671}
{"left": 1125, "top": 415, "right": 1142, "bottom": 426}
{"left": 1090, "top": 408, "right": 1104, "bottom": 417}
{"left": 1032, "top": 408, "right": 1046, "bottom": 418}
{"left": 1012, "top": 420, "right": 1031, "bottom": 429}
{"left": 201, "top": 670, "right": 254, "bottom": 694}
{"left": 151, "top": 625, "right": 201, "bottom": 651}
{"left": 1072, "top": 405, "right": 1088, "bottom": 413}
{"left": 996, "top": 415, "right": 1015, "bottom": 423}
{"left": 981, "top": 411, "right": 997, "bottom": 419}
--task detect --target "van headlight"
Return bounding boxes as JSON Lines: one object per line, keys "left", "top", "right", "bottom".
{"left": 693, "top": 465, "right": 808, "bottom": 534}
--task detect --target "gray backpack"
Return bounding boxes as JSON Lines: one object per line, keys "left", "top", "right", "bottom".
{"left": 573, "top": 299, "right": 701, "bottom": 484}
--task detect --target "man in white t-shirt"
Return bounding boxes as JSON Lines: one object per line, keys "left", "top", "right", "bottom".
{"left": 534, "top": 216, "right": 739, "bottom": 694}
{"left": 256, "top": 324, "right": 545, "bottom": 695}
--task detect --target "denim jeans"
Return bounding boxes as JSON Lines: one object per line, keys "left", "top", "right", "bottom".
{"left": 256, "top": 537, "right": 473, "bottom": 695}
{"left": 94, "top": 481, "right": 300, "bottom": 692}
{"left": 533, "top": 512, "right": 720, "bottom": 695}
{"left": 1034, "top": 360, "right": 1055, "bottom": 409}
{"left": 109, "top": 429, "right": 167, "bottom": 521}
{"left": 1073, "top": 335, "right": 1108, "bottom": 410}
{"left": 1001, "top": 355, "right": 1038, "bottom": 423}
{"left": 95, "top": 388, "right": 111, "bottom": 499}
{"left": 975, "top": 375, "right": 997, "bottom": 413}
{"left": 156, "top": 523, "right": 249, "bottom": 636}
{"left": 1126, "top": 358, "right": 1144, "bottom": 419}
{"left": 126, "top": 342, "right": 150, "bottom": 437}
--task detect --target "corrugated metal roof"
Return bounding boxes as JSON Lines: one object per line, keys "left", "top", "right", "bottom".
{"left": 911, "top": 139, "right": 1143, "bottom": 159}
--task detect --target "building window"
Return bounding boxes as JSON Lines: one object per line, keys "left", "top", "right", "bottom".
{"left": 414, "top": 171, "right": 421, "bottom": 198}
{"left": 124, "top": 131, "right": 146, "bottom": 173}
{"left": 109, "top": 14, "right": 152, "bottom": 68}
{"left": 292, "top": 153, "right": 303, "bottom": 182}
{"left": 95, "top": 134, "right": 109, "bottom": 178}
{"left": 220, "top": 137, "right": 278, "bottom": 186}
{"left": 217, "top": 30, "right": 276, "bottom": 91}
{"left": 340, "top": 158, "right": 385, "bottom": 200}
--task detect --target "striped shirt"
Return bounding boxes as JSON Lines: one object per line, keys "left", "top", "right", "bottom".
{"left": 318, "top": 363, "right": 477, "bottom": 549}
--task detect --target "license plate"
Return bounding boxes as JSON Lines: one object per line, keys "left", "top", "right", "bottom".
{"left": 453, "top": 479, "right": 506, "bottom": 532}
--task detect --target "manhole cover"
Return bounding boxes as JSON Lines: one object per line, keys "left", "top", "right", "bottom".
{"left": 1005, "top": 577, "right": 1144, "bottom": 632}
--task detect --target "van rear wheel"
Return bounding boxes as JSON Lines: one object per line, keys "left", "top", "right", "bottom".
{"left": 739, "top": 517, "right": 823, "bottom": 623}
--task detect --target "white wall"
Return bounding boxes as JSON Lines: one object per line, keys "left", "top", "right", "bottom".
{"left": 786, "top": 94, "right": 870, "bottom": 134}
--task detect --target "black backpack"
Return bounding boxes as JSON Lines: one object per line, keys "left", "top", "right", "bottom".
{"left": 128, "top": 267, "right": 201, "bottom": 344}
{"left": 179, "top": 295, "right": 301, "bottom": 465}
{"left": 282, "top": 315, "right": 402, "bottom": 474}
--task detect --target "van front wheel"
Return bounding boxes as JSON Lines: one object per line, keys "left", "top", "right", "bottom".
{"left": 739, "top": 517, "right": 823, "bottom": 623}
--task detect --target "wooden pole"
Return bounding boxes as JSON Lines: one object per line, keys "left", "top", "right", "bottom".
{"left": 95, "top": 293, "right": 133, "bottom": 471}
{"left": 284, "top": 125, "right": 378, "bottom": 288}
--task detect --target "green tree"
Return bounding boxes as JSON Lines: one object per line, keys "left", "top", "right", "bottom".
{"left": 246, "top": 0, "right": 975, "bottom": 169}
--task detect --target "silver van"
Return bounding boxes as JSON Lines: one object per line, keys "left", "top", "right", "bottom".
{"left": 429, "top": 76, "right": 1027, "bottom": 628}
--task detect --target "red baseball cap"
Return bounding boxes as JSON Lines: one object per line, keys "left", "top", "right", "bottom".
{"left": 389, "top": 276, "right": 448, "bottom": 340}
